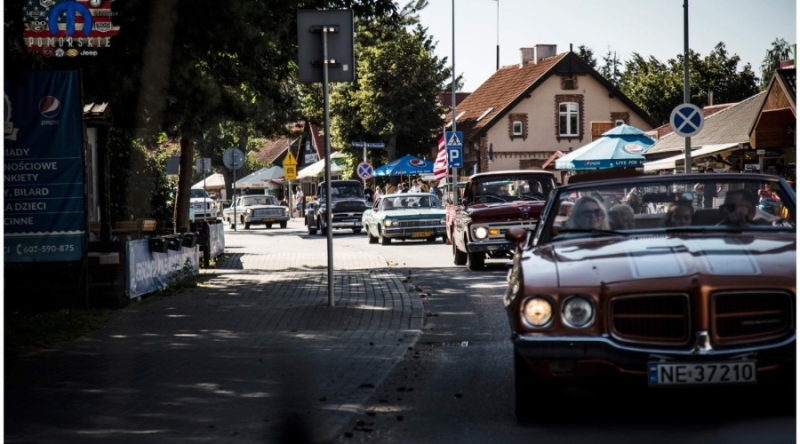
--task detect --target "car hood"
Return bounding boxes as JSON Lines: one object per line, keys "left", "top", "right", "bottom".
{"left": 543, "top": 234, "right": 796, "bottom": 287}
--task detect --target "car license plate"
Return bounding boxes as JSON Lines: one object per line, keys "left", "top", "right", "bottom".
{"left": 412, "top": 231, "right": 431, "bottom": 238}
{"left": 648, "top": 361, "right": 756, "bottom": 386}
{"left": 263, "top": 218, "right": 276, "bottom": 222}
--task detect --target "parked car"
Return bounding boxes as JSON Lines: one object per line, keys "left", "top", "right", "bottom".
{"left": 504, "top": 170, "right": 796, "bottom": 421}
{"left": 449, "top": 170, "right": 558, "bottom": 270}
{"left": 223, "top": 194, "right": 289, "bottom": 229}
{"left": 362, "top": 193, "right": 446, "bottom": 245}
{"left": 306, "top": 180, "right": 369, "bottom": 235}
{"left": 190, "top": 188, "right": 218, "bottom": 221}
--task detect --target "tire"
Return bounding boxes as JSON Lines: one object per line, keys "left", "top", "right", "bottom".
{"left": 441, "top": 235, "right": 448, "bottom": 243}
{"left": 320, "top": 219, "right": 328, "bottom": 235}
{"left": 368, "top": 227, "right": 378, "bottom": 244}
{"left": 468, "top": 251, "right": 485, "bottom": 271}
{"left": 453, "top": 239, "right": 467, "bottom": 265}
{"left": 352, "top": 228, "right": 362, "bottom": 234}
{"left": 244, "top": 222, "right": 251, "bottom": 230}
{"left": 279, "top": 221, "right": 287, "bottom": 229}
{"left": 514, "top": 351, "right": 564, "bottom": 423}
{"left": 308, "top": 221, "right": 317, "bottom": 235}
{"left": 426, "top": 236, "right": 436, "bottom": 243}
{"left": 379, "top": 228, "right": 390, "bottom": 245}
{"left": 266, "top": 223, "right": 272, "bottom": 229}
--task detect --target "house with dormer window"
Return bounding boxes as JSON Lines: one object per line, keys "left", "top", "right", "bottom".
{"left": 445, "top": 45, "right": 657, "bottom": 177}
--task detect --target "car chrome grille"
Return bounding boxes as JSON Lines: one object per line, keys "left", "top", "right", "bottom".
{"left": 712, "top": 291, "right": 793, "bottom": 346}
{"left": 254, "top": 209, "right": 283, "bottom": 217}
{"left": 610, "top": 294, "right": 689, "bottom": 345}
{"left": 397, "top": 219, "right": 443, "bottom": 228}
{"left": 334, "top": 202, "right": 366, "bottom": 212}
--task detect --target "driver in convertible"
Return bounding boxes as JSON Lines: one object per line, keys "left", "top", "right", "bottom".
{"left": 565, "top": 196, "right": 610, "bottom": 230}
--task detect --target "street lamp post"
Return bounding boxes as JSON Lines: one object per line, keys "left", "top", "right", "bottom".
{"left": 492, "top": 0, "right": 499, "bottom": 71}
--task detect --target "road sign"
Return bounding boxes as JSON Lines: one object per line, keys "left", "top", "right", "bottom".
{"left": 670, "top": 103, "right": 704, "bottom": 137}
{"left": 356, "top": 161, "right": 374, "bottom": 180}
{"left": 223, "top": 148, "right": 245, "bottom": 171}
{"left": 284, "top": 165, "right": 297, "bottom": 180}
{"left": 352, "top": 141, "right": 385, "bottom": 149}
{"left": 196, "top": 158, "right": 211, "bottom": 174}
{"left": 445, "top": 131, "right": 463, "bottom": 168}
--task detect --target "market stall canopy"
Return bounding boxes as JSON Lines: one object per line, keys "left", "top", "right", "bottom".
{"left": 642, "top": 143, "right": 740, "bottom": 172}
{"left": 234, "top": 165, "right": 284, "bottom": 189}
{"left": 374, "top": 154, "right": 434, "bottom": 176}
{"left": 555, "top": 124, "right": 655, "bottom": 170}
{"left": 192, "top": 172, "right": 225, "bottom": 189}
{"left": 296, "top": 153, "right": 346, "bottom": 179}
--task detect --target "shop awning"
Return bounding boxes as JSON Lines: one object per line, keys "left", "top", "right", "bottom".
{"left": 642, "top": 143, "right": 740, "bottom": 172}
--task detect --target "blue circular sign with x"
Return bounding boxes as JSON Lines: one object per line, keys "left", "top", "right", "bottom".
{"left": 357, "top": 161, "right": 374, "bottom": 180}
{"left": 670, "top": 103, "right": 704, "bottom": 137}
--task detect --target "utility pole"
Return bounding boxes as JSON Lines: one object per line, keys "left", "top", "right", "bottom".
{"left": 492, "top": 0, "right": 499, "bottom": 71}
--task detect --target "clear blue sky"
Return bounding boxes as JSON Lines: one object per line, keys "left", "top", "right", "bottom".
{"left": 416, "top": 0, "right": 797, "bottom": 91}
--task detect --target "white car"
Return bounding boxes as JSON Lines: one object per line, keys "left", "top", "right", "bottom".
{"left": 223, "top": 194, "right": 289, "bottom": 229}
{"left": 190, "top": 188, "right": 218, "bottom": 221}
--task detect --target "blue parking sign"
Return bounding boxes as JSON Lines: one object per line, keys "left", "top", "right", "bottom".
{"left": 445, "top": 131, "right": 463, "bottom": 168}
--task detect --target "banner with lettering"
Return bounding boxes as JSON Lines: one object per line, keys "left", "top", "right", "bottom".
{"left": 4, "top": 70, "right": 85, "bottom": 262}
{"left": 126, "top": 240, "right": 199, "bottom": 299}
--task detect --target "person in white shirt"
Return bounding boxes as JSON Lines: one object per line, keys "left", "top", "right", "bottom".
{"left": 294, "top": 186, "right": 304, "bottom": 218}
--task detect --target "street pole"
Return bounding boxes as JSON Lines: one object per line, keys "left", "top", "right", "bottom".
{"left": 683, "top": 0, "right": 692, "bottom": 174}
{"left": 323, "top": 26, "right": 335, "bottom": 307}
{"left": 451, "top": 0, "right": 457, "bottom": 207}
{"left": 493, "top": 0, "right": 499, "bottom": 71}
{"left": 232, "top": 166, "right": 237, "bottom": 232}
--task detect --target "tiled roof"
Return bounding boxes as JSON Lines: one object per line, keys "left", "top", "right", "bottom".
{"left": 253, "top": 122, "right": 304, "bottom": 164}
{"left": 650, "top": 104, "right": 735, "bottom": 139}
{"left": 438, "top": 92, "right": 470, "bottom": 109}
{"left": 644, "top": 91, "right": 767, "bottom": 157}
{"left": 445, "top": 53, "right": 568, "bottom": 142}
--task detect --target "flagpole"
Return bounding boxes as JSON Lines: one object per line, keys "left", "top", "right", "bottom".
{"left": 450, "top": 0, "right": 457, "bottom": 206}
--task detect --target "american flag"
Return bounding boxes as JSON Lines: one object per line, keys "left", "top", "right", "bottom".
{"left": 433, "top": 136, "right": 448, "bottom": 181}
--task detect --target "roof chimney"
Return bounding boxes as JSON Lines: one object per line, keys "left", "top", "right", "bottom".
{"left": 534, "top": 44, "right": 557, "bottom": 63}
{"left": 520, "top": 47, "right": 535, "bottom": 67}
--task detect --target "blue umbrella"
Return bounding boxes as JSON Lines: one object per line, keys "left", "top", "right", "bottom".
{"left": 555, "top": 124, "right": 655, "bottom": 170}
{"left": 374, "top": 154, "right": 434, "bottom": 176}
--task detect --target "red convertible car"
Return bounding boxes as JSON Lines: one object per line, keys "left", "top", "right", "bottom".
{"left": 504, "top": 171, "right": 795, "bottom": 421}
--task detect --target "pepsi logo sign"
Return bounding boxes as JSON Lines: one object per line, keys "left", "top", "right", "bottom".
{"left": 622, "top": 143, "right": 644, "bottom": 154}
{"left": 409, "top": 159, "right": 425, "bottom": 167}
{"left": 39, "top": 96, "right": 61, "bottom": 118}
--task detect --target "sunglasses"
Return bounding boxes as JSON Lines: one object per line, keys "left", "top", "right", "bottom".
{"left": 579, "top": 209, "right": 604, "bottom": 218}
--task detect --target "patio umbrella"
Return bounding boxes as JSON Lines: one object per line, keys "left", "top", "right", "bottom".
{"left": 374, "top": 154, "right": 434, "bottom": 176}
{"left": 555, "top": 124, "right": 655, "bottom": 171}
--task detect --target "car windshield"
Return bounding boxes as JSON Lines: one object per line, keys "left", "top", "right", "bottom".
{"left": 191, "top": 189, "right": 210, "bottom": 199}
{"left": 382, "top": 194, "right": 439, "bottom": 210}
{"left": 240, "top": 196, "right": 279, "bottom": 206}
{"left": 539, "top": 175, "right": 795, "bottom": 243}
{"left": 320, "top": 184, "right": 365, "bottom": 199}
{"left": 470, "top": 175, "right": 554, "bottom": 204}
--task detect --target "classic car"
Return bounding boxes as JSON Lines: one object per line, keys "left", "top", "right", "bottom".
{"left": 307, "top": 180, "right": 370, "bottom": 235}
{"left": 504, "top": 171, "right": 796, "bottom": 421}
{"left": 449, "top": 170, "right": 558, "bottom": 270}
{"left": 189, "top": 188, "right": 218, "bottom": 221}
{"left": 222, "top": 194, "right": 289, "bottom": 229}
{"left": 362, "top": 192, "right": 446, "bottom": 245}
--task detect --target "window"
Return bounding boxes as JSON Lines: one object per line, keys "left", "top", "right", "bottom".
{"left": 615, "top": 120, "right": 625, "bottom": 127}
{"left": 559, "top": 102, "right": 579, "bottom": 137}
{"left": 512, "top": 121, "right": 523, "bottom": 136}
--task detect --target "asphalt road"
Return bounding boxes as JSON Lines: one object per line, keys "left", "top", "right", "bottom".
{"left": 316, "top": 225, "right": 797, "bottom": 444}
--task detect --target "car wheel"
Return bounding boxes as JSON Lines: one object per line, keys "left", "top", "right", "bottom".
{"left": 279, "top": 221, "right": 287, "bottom": 229}
{"left": 441, "top": 235, "right": 448, "bottom": 243}
{"left": 514, "top": 350, "right": 563, "bottom": 423}
{"left": 468, "top": 251, "right": 485, "bottom": 271}
{"left": 367, "top": 226, "right": 378, "bottom": 244}
{"left": 319, "top": 219, "right": 328, "bottom": 235}
{"left": 453, "top": 239, "right": 467, "bottom": 265}
{"left": 308, "top": 219, "right": 317, "bottom": 235}
{"left": 426, "top": 236, "right": 436, "bottom": 243}
{"left": 266, "top": 223, "right": 272, "bottom": 229}
{"left": 352, "top": 228, "right": 362, "bottom": 234}
{"left": 379, "top": 227, "right": 390, "bottom": 245}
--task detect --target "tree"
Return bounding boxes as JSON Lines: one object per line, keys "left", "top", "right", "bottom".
{"left": 325, "top": 1, "right": 451, "bottom": 171}
{"left": 576, "top": 44, "right": 597, "bottom": 70}
{"left": 600, "top": 49, "right": 622, "bottom": 84}
{"left": 616, "top": 43, "right": 758, "bottom": 125}
{"left": 760, "top": 38, "right": 794, "bottom": 89}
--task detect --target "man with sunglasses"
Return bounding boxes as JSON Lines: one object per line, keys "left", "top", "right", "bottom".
{"left": 718, "top": 189, "right": 759, "bottom": 226}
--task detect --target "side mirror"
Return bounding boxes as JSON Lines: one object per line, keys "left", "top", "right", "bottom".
{"left": 505, "top": 226, "right": 531, "bottom": 249}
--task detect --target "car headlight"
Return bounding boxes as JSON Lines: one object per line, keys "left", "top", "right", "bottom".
{"left": 561, "top": 296, "right": 595, "bottom": 328}
{"left": 245, "top": 208, "right": 252, "bottom": 215}
{"left": 440, "top": 218, "right": 446, "bottom": 224}
{"left": 521, "top": 297, "right": 553, "bottom": 328}
{"left": 474, "top": 226, "right": 488, "bottom": 239}
{"left": 383, "top": 219, "right": 394, "bottom": 227}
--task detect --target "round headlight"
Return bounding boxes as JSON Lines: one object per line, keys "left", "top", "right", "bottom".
{"left": 522, "top": 297, "right": 553, "bottom": 328}
{"left": 245, "top": 208, "right": 252, "bottom": 215}
{"left": 474, "top": 226, "right": 489, "bottom": 239}
{"left": 383, "top": 220, "right": 393, "bottom": 227}
{"left": 561, "top": 296, "right": 595, "bottom": 328}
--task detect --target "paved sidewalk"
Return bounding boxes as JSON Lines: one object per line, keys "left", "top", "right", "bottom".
{"left": 5, "top": 219, "right": 424, "bottom": 444}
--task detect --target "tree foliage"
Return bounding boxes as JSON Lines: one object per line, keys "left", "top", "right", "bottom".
{"left": 576, "top": 45, "right": 597, "bottom": 70}
{"left": 760, "top": 38, "right": 794, "bottom": 89}
{"left": 615, "top": 43, "right": 758, "bottom": 125}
